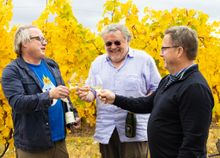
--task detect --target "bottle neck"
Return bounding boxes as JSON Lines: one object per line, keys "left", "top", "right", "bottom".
{"left": 66, "top": 102, "right": 71, "bottom": 111}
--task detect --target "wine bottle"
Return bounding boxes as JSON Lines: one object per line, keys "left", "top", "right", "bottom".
{"left": 65, "top": 101, "right": 75, "bottom": 128}
{"left": 125, "top": 112, "right": 136, "bottom": 138}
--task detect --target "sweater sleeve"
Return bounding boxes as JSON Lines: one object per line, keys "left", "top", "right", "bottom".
{"left": 177, "top": 84, "right": 214, "bottom": 158}
{"left": 113, "top": 91, "right": 156, "bottom": 113}
{"left": 2, "top": 65, "right": 52, "bottom": 113}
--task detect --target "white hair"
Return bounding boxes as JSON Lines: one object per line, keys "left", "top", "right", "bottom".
{"left": 101, "top": 23, "right": 132, "bottom": 42}
{"left": 14, "top": 25, "right": 37, "bottom": 56}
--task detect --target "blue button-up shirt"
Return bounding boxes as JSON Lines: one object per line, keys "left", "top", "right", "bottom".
{"left": 86, "top": 48, "right": 161, "bottom": 144}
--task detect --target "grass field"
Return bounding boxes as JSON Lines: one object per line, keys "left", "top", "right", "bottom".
{"left": 1, "top": 124, "right": 220, "bottom": 158}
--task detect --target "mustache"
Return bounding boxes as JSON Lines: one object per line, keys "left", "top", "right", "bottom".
{"left": 107, "top": 48, "right": 121, "bottom": 52}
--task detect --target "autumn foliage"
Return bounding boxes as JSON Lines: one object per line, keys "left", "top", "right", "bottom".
{"left": 0, "top": 0, "right": 220, "bottom": 156}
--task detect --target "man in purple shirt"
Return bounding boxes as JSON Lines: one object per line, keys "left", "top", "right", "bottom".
{"left": 77, "top": 23, "right": 161, "bottom": 158}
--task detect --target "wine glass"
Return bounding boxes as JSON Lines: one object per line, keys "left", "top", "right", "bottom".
{"left": 62, "top": 72, "right": 85, "bottom": 103}
{"left": 68, "top": 73, "right": 85, "bottom": 90}
{"left": 93, "top": 75, "right": 103, "bottom": 93}
{"left": 68, "top": 72, "right": 78, "bottom": 90}
{"left": 89, "top": 74, "right": 103, "bottom": 94}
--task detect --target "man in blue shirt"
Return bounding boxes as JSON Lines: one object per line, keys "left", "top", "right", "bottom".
{"left": 77, "top": 24, "right": 161, "bottom": 158}
{"left": 2, "top": 25, "right": 80, "bottom": 158}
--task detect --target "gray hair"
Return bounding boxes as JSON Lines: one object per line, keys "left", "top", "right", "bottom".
{"left": 101, "top": 24, "right": 132, "bottom": 42}
{"left": 165, "top": 26, "right": 198, "bottom": 60}
{"left": 14, "top": 25, "right": 37, "bottom": 57}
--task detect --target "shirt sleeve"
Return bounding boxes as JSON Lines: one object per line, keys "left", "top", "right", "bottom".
{"left": 144, "top": 55, "right": 161, "bottom": 93}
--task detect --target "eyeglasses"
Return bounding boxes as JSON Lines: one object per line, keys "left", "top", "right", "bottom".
{"left": 105, "top": 40, "right": 121, "bottom": 47}
{"left": 30, "top": 36, "right": 47, "bottom": 44}
{"left": 161, "top": 46, "right": 179, "bottom": 52}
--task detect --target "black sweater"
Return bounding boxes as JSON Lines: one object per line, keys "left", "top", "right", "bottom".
{"left": 114, "top": 65, "right": 214, "bottom": 158}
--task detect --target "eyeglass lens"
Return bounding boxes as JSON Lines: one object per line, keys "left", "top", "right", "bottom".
{"left": 105, "top": 41, "right": 121, "bottom": 47}
{"left": 30, "top": 36, "right": 47, "bottom": 43}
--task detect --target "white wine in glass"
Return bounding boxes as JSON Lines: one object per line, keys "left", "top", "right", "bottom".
{"left": 92, "top": 75, "right": 103, "bottom": 93}
{"left": 68, "top": 72, "right": 85, "bottom": 90}
{"left": 68, "top": 72, "right": 78, "bottom": 90}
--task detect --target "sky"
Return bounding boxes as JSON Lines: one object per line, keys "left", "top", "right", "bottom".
{"left": 12, "top": 0, "right": 220, "bottom": 32}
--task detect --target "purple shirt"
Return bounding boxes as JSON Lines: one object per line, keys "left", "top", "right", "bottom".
{"left": 86, "top": 48, "right": 161, "bottom": 144}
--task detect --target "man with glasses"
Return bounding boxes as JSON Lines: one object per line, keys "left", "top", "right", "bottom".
{"left": 76, "top": 23, "right": 161, "bottom": 158}
{"left": 98, "top": 26, "right": 214, "bottom": 158}
{"left": 1, "top": 25, "right": 80, "bottom": 158}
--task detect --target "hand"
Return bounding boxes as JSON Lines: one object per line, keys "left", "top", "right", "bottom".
{"left": 69, "top": 117, "right": 81, "bottom": 133}
{"left": 97, "top": 89, "right": 115, "bottom": 104}
{"left": 49, "top": 85, "right": 70, "bottom": 99}
{"left": 76, "top": 86, "right": 95, "bottom": 102}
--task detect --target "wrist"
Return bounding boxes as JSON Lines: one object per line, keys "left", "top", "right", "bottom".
{"left": 90, "top": 88, "right": 96, "bottom": 97}
{"left": 46, "top": 91, "right": 53, "bottom": 106}
{"left": 86, "top": 91, "right": 95, "bottom": 102}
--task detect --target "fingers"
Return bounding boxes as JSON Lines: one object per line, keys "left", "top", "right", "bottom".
{"left": 76, "top": 86, "right": 90, "bottom": 93}
{"left": 76, "top": 86, "right": 94, "bottom": 102}
{"left": 69, "top": 118, "right": 81, "bottom": 133}
{"left": 97, "top": 89, "right": 106, "bottom": 99}
{"left": 49, "top": 85, "right": 70, "bottom": 99}
{"left": 97, "top": 90, "right": 107, "bottom": 103}
{"left": 73, "top": 124, "right": 81, "bottom": 129}
{"left": 58, "top": 85, "right": 69, "bottom": 97}
{"left": 99, "top": 97, "right": 107, "bottom": 104}
{"left": 75, "top": 117, "right": 81, "bottom": 123}
{"left": 97, "top": 89, "right": 115, "bottom": 104}
{"left": 76, "top": 89, "right": 88, "bottom": 99}
{"left": 69, "top": 125, "right": 75, "bottom": 134}
{"left": 76, "top": 89, "right": 88, "bottom": 96}
{"left": 73, "top": 117, "right": 81, "bottom": 129}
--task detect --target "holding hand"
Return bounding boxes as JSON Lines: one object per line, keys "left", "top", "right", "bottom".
{"left": 97, "top": 89, "right": 116, "bottom": 104}
{"left": 76, "top": 86, "right": 95, "bottom": 102}
{"left": 49, "top": 85, "right": 70, "bottom": 99}
{"left": 69, "top": 117, "right": 81, "bottom": 134}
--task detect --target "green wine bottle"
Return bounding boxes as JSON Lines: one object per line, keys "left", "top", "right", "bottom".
{"left": 65, "top": 101, "right": 76, "bottom": 129}
{"left": 125, "top": 112, "right": 136, "bottom": 138}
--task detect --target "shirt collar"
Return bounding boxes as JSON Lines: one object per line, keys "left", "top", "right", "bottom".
{"left": 172, "top": 63, "right": 196, "bottom": 79}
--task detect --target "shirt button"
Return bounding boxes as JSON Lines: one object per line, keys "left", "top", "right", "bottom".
{"left": 46, "top": 122, "right": 49, "bottom": 125}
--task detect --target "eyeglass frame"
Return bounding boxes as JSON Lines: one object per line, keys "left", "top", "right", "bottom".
{"left": 161, "top": 46, "right": 180, "bottom": 52}
{"left": 30, "top": 36, "right": 47, "bottom": 44}
{"left": 105, "top": 40, "right": 121, "bottom": 47}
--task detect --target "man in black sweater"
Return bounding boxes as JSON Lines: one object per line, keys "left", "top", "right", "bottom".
{"left": 98, "top": 26, "right": 214, "bottom": 158}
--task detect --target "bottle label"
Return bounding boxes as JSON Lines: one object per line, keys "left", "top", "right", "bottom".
{"left": 125, "top": 124, "right": 135, "bottom": 137}
{"left": 65, "top": 111, "right": 75, "bottom": 124}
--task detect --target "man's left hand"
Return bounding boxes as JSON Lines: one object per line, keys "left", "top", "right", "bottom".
{"left": 69, "top": 117, "right": 81, "bottom": 133}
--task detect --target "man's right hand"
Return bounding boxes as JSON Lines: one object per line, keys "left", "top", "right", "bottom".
{"left": 49, "top": 85, "right": 70, "bottom": 99}
{"left": 97, "top": 89, "right": 115, "bottom": 104}
{"left": 76, "top": 86, "right": 95, "bottom": 102}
